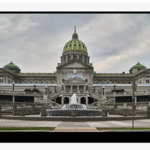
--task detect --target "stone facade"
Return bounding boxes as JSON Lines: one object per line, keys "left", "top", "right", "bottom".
{"left": 1, "top": 28, "right": 150, "bottom": 105}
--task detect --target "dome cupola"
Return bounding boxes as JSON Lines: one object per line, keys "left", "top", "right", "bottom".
{"left": 4, "top": 61, "right": 21, "bottom": 73}
{"left": 63, "top": 26, "right": 87, "bottom": 53}
{"left": 129, "top": 62, "right": 146, "bottom": 73}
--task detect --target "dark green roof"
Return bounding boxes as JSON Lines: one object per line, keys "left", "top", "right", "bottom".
{"left": 4, "top": 61, "right": 21, "bottom": 73}
{"left": 129, "top": 62, "right": 146, "bottom": 73}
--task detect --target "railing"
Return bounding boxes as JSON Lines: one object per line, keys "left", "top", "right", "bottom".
{"left": 98, "top": 102, "right": 150, "bottom": 112}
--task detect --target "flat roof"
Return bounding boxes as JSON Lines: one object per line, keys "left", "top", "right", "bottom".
{"left": 92, "top": 84, "right": 150, "bottom": 87}
{"left": 0, "top": 84, "right": 57, "bottom": 87}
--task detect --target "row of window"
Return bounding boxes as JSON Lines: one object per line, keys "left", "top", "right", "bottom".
{"left": 0, "top": 75, "right": 3, "bottom": 77}
{"left": 96, "top": 82, "right": 131, "bottom": 84}
{"left": 17, "top": 81, "right": 54, "bottom": 84}
{"left": 146, "top": 76, "right": 150, "bottom": 78}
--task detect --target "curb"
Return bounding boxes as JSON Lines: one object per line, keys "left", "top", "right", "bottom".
{"left": 0, "top": 130, "right": 52, "bottom": 132}
{"left": 99, "top": 130, "right": 150, "bottom": 132}
{"left": 0, "top": 116, "right": 147, "bottom": 121}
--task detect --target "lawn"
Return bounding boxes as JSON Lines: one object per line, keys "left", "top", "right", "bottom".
{"left": 0, "top": 127, "right": 55, "bottom": 131}
{"left": 96, "top": 127, "right": 150, "bottom": 130}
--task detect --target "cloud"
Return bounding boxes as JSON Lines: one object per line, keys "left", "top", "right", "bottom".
{"left": 0, "top": 14, "right": 150, "bottom": 73}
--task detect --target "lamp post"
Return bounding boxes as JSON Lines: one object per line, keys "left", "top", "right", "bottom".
{"left": 102, "top": 86, "right": 105, "bottom": 95}
{"left": 132, "top": 77, "right": 136, "bottom": 128}
{"left": 45, "top": 86, "right": 47, "bottom": 95}
{"left": 12, "top": 82, "right": 15, "bottom": 92}
{"left": 113, "top": 84, "right": 116, "bottom": 92}
{"left": 62, "top": 83, "right": 64, "bottom": 91}
{"left": 34, "top": 84, "right": 36, "bottom": 90}
{"left": 12, "top": 82, "right": 15, "bottom": 105}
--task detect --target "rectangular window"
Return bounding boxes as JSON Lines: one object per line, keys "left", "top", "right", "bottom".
{"left": 107, "top": 82, "right": 109, "bottom": 84}
{"left": 146, "top": 80, "right": 149, "bottom": 83}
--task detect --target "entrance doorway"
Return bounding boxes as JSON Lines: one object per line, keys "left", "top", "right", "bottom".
{"left": 88, "top": 97, "right": 94, "bottom": 104}
{"left": 56, "top": 97, "right": 61, "bottom": 104}
{"left": 64, "top": 97, "right": 69, "bottom": 104}
{"left": 81, "top": 97, "right": 86, "bottom": 104}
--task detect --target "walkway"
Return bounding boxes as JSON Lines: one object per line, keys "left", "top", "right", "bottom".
{"left": 0, "top": 119, "right": 150, "bottom": 129}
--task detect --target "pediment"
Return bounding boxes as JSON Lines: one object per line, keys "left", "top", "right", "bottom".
{"left": 57, "top": 60, "right": 93, "bottom": 69}
{"left": 64, "top": 77, "right": 86, "bottom": 84}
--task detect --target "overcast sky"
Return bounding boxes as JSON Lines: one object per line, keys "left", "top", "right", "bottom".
{"left": 0, "top": 13, "right": 150, "bottom": 73}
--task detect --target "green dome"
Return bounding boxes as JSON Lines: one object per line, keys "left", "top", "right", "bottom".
{"left": 4, "top": 61, "right": 21, "bottom": 73}
{"left": 129, "top": 62, "right": 146, "bottom": 73}
{"left": 63, "top": 39, "right": 87, "bottom": 53}
{"left": 63, "top": 28, "right": 87, "bottom": 53}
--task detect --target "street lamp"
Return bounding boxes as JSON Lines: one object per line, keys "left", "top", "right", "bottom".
{"left": 132, "top": 77, "right": 136, "bottom": 128}
{"left": 45, "top": 86, "right": 47, "bottom": 95}
{"left": 113, "top": 84, "right": 116, "bottom": 91}
{"left": 33, "top": 84, "right": 36, "bottom": 90}
{"left": 62, "top": 83, "right": 64, "bottom": 91}
{"left": 102, "top": 86, "right": 105, "bottom": 95}
{"left": 12, "top": 82, "right": 15, "bottom": 105}
{"left": 12, "top": 82, "right": 15, "bottom": 92}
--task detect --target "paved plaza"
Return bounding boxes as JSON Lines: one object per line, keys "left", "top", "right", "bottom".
{"left": 0, "top": 119, "right": 150, "bottom": 128}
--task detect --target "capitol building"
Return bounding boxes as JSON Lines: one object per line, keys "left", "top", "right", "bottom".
{"left": 0, "top": 27, "right": 150, "bottom": 105}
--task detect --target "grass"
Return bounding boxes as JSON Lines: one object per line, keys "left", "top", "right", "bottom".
{"left": 96, "top": 127, "right": 150, "bottom": 131}
{"left": 0, "top": 127, "right": 55, "bottom": 131}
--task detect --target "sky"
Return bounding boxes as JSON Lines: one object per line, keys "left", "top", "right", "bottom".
{"left": 0, "top": 13, "right": 150, "bottom": 73}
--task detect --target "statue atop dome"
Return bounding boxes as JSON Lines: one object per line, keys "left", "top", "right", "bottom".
{"left": 74, "top": 26, "right": 76, "bottom": 33}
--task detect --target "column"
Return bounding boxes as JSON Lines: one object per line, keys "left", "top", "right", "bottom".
{"left": 61, "top": 97, "right": 64, "bottom": 105}
{"left": 84, "top": 85, "right": 86, "bottom": 92}
{"left": 71, "top": 85, "right": 73, "bottom": 91}
{"left": 13, "top": 95, "right": 15, "bottom": 103}
{"left": 77, "top": 85, "right": 79, "bottom": 91}
{"left": 91, "top": 73, "right": 93, "bottom": 84}
{"left": 71, "top": 54, "right": 73, "bottom": 59}
{"left": 77, "top": 55, "right": 79, "bottom": 60}
{"left": 86, "top": 56, "right": 88, "bottom": 64}
{"left": 64, "top": 85, "right": 66, "bottom": 92}
{"left": 78, "top": 97, "right": 80, "bottom": 104}
{"left": 82, "top": 55, "right": 84, "bottom": 63}
{"left": 86, "top": 97, "right": 88, "bottom": 106}
{"left": 69, "top": 97, "right": 71, "bottom": 103}
{"left": 135, "top": 96, "right": 137, "bottom": 103}
{"left": 66, "top": 55, "right": 68, "bottom": 62}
